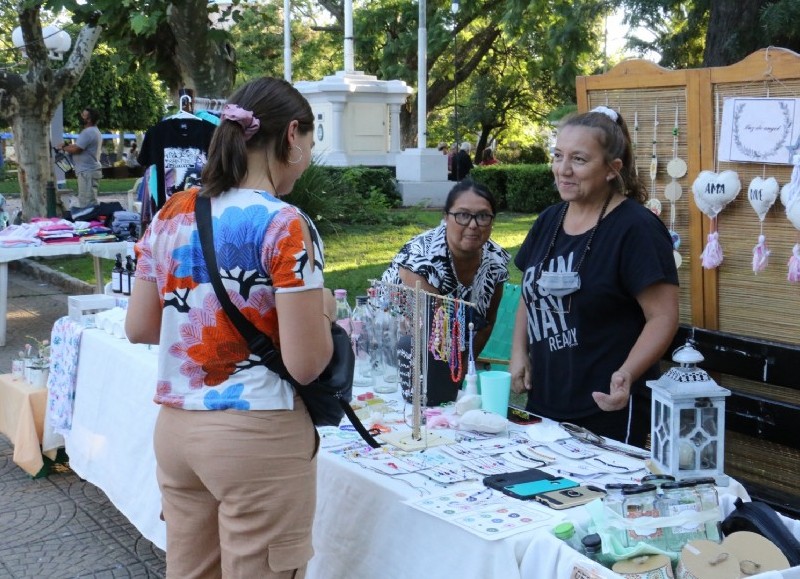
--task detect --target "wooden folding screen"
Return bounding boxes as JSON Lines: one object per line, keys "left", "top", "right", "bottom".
{"left": 576, "top": 49, "right": 800, "bottom": 509}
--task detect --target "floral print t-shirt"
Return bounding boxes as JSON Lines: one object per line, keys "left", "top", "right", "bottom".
{"left": 134, "top": 187, "right": 325, "bottom": 411}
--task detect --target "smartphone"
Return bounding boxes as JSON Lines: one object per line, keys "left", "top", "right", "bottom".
{"left": 483, "top": 468, "right": 553, "bottom": 493}
{"left": 507, "top": 406, "right": 543, "bottom": 425}
{"left": 534, "top": 484, "right": 607, "bottom": 510}
{"left": 503, "top": 477, "right": 579, "bottom": 500}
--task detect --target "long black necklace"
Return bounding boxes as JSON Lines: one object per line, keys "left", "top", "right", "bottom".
{"left": 535, "top": 192, "right": 615, "bottom": 289}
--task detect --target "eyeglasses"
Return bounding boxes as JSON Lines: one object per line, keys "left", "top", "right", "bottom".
{"left": 447, "top": 211, "right": 495, "bottom": 227}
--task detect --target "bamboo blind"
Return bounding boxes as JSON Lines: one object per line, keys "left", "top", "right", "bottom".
{"left": 577, "top": 50, "right": 800, "bottom": 346}
{"left": 586, "top": 88, "right": 693, "bottom": 326}
{"left": 713, "top": 80, "right": 800, "bottom": 344}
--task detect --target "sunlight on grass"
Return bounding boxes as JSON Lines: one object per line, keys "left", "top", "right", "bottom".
{"left": 41, "top": 209, "right": 537, "bottom": 299}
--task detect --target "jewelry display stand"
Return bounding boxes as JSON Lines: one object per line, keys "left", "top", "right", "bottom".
{"left": 373, "top": 281, "right": 473, "bottom": 451}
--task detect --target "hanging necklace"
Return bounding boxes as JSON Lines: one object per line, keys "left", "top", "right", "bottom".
{"left": 665, "top": 105, "right": 687, "bottom": 268}
{"left": 645, "top": 104, "right": 662, "bottom": 216}
{"left": 535, "top": 192, "right": 614, "bottom": 299}
{"left": 633, "top": 111, "right": 639, "bottom": 177}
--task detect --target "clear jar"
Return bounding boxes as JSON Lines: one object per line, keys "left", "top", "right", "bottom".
{"left": 603, "top": 483, "right": 636, "bottom": 548}
{"left": 657, "top": 481, "right": 705, "bottom": 551}
{"left": 622, "top": 483, "right": 665, "bottom": 549}
{"left": 373, "top": 298, "right": 398, "bottom": 393}
{"left": 350, "top": 296, "right": 374, "bottom": 388}
{"left": 685, "top": 476, "right": 721, "bottom": 543}
{"left": 641, "top": 474, "right": 676, "bottom": 496}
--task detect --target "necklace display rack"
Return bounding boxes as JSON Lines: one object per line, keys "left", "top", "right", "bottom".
{"left": 372, "top": 280, "right": 474, "bottom": 452}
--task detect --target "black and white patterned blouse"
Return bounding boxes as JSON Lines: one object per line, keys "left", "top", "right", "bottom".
{"left": 382, "top": 222, "right": 511, "bottom": 316}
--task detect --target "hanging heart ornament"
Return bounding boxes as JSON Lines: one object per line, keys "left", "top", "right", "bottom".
{"left": 787, "top": 198, "right": 800, "bottom": 230}
{"left": 747, "top": 177, "right": 778, "bottom": 221}
{"left": 692, "top": 170, "right": 741, "bottom": 218}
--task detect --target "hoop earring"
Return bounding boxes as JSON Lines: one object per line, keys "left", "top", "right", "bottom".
{"left": 288, "top": 145, "right": 303, "bottom": 165}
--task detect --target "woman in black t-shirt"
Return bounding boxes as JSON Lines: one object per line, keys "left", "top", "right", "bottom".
{"left": 510, "top": 107, "right": 679, "bottom": 447}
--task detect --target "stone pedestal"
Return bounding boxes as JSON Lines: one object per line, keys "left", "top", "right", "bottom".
{"left": 396, "top": 148, "right": 452, "bottom": 207}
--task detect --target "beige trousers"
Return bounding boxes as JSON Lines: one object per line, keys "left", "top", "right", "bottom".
{"left": 76, "top": 169, "right": 102, "bottom": 208}
{"left": 154, "top": 399, "right": 318, "bottom": 579}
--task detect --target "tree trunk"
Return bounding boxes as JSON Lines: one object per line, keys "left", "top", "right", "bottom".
{"left": 12, "top": 103, "right": 57, "bottom": 220}
{"left": 168, "top": 2, "right": 236, "bottom": 97}
{"left": 0, "top": 5, "right": 101, "bottom": 220}
{"left": 703, "top": 0, "right": 766, "bottom": 67}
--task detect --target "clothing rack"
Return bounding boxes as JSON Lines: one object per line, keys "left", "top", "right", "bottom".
{"left": 193, "top": 96, "right": 227, "bottom": 113}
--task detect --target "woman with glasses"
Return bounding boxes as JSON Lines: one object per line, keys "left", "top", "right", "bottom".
{"left": 382, "top": 179, "right": 510, "bottom": 405}
{"left": 510, "top": 107, "right": 679, "bottom": 448}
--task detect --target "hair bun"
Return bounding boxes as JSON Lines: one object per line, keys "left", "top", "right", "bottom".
{"left": 590, "top": 106, "right": 619, "bottom": 122}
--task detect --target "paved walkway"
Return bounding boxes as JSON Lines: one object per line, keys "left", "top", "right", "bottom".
{"left": 1, "top": 251, "right": 166, "bottom": 577}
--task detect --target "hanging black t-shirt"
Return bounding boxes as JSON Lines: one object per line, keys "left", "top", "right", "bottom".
{"left": 514, "top": 198, "right": 678, "bottom": 421}
{"left": 138, "top": 117, "right": 216, "bottom": 213}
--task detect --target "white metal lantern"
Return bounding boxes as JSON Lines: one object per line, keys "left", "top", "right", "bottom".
{"left": 647, "top": 341, "right": 731, "bottom": 485}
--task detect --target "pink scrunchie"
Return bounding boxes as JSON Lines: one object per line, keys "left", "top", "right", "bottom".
{"left": 221, "top": 103, "right": 260, "bottom": 140}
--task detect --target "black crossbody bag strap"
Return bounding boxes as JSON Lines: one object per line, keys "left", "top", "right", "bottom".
{"left": 194, "top": 194, "right": 380, "bottom": 448}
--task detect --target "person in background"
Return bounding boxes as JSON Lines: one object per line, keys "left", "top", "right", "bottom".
{"left": 480, "top": 148, "right": 499, "bottom": 166}
{"left": 510, "top": 106, "right": 679, "bottom": 447}
{"left": 437, "top": 141, "right": 449, "bottom": 154}
{"left": 383, "top": 178, "right": 510, "bottom": 405}
{"left": 125, "top": 76, "right": 336, "bottom": 578}
{"left": 454, "top": 141, "right": 474, "bottom": 181}
{"left": 447, "top": 143, "right": 458, "bottom": 180}
{"left": 58, "top": 107, "right": 103, "bottom": 209}
{"left": 126, "top": 141, "right": 140, "bottom": 168}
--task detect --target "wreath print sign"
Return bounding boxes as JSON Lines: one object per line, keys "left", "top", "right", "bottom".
{"left": 718, "top": 97, "right": 799, "bottom": 165}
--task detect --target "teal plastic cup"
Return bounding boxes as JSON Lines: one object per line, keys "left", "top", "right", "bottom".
{"left": 479, "top": 370, "right": 511, "bottom": 416}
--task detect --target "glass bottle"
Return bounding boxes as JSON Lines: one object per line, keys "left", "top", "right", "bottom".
{"left": 334, "top": 289, "right": 352, "bottom": 336}
{"left": 684, "top": 477, "right": 722, "bottom": 543}
{"left": 122, "top": 256, "right": 134, "bottom": 296}
{"left": 622, "top": 484, "right": 664, "bottom": 550}
{"left": 350, "top": 296, "right": 374, "bottom": 388}
{"left": 581, "top": 533, "right": 602, "bottom": 563}
{"left": 553, "top": 521, "right": 583, "bottom": 554}
{"left": 374, "top": 297, "right": 398, "bottom": 393}
{"left": 657, "top": 481, "right": 705, "bottom": 551}
{"left": 111, "top": 253, "right": 124, "bottom": 294}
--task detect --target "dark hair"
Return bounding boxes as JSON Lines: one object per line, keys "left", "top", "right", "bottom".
{"left": 559, "top": 109, "right": 647, "bottom": 204}
{"left": 201, "top": 77, "right": 314, "bottom": 198}
{"left": 482, "top": 148, "right": 495, "bottom": 162}
{"left": 444, "top": 178, "right": 497, "bottom": 215}
{"left": 84, "top": 108, "right": 100, "bottom": 125}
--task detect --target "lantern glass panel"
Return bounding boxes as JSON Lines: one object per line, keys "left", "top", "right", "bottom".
{"left": 702, "top": 441, "right": 717, "bottom": 469}
{"left": 679, "top": 408, "right": 697, "bottom": 436}
{"left": 700, "top": 407, "right": 717, "bottom": 436}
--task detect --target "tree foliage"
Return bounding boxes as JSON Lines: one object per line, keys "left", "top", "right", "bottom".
{"left": 62, "top": 43, "right": 165, "bottom": 133}
{"left": 620, "top": 0, "right": 800, "bottom": 68}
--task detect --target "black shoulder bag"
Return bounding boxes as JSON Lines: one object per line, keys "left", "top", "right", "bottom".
{"left": 194, "top": 194, "right": 380, "bottom": 448}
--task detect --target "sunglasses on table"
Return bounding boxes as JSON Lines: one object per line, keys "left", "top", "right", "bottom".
{"left": 447, "top": 211, "right": 495, "bottom": 227}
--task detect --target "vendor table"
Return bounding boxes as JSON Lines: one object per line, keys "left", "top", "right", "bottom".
{"left": 0, "top": 373, "right": 62, "bottom": 475}
{"left": 59, "top": 327, "right": 796, "bottom": 578}
{"left": 0, "top": 241, "right": 131, "bottom": 346}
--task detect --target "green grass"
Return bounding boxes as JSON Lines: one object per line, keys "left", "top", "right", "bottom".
{"left": 0, "top": 176, "right": 137, "bottom": 196}
{"left": 38, "top": 209, "right": 534, "bottom": 297}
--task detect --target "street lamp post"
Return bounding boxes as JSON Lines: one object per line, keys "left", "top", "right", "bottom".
{"left": 11, "top": 24, "right": 72, "bottom": 204}
{"left": 451, "top": 0, "right": 459, "bottom": 154}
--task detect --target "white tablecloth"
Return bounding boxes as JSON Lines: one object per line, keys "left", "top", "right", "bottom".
{"left": 60, "top": 328, "right": 799, "bottom": 578}
{"left": 0, "top": 241, "right": 131, "bottom": 346}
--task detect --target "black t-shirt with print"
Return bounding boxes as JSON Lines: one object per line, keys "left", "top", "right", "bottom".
{"left": 514, "top": 198, "right": 678, "bottom": 421}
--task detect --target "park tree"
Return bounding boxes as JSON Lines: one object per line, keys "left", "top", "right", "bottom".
{"left": 0, "top": 1, "right": 101, "bottom": 219}
{"left": 68, "top": 0, "right": 239, "bottom": 98}
{"left": 621, "top": 0, "right": 800, "bottom": 68}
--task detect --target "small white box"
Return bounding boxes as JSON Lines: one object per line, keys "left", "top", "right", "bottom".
{"left": 68, "top": 294, "right": 117, "bottom": 328}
